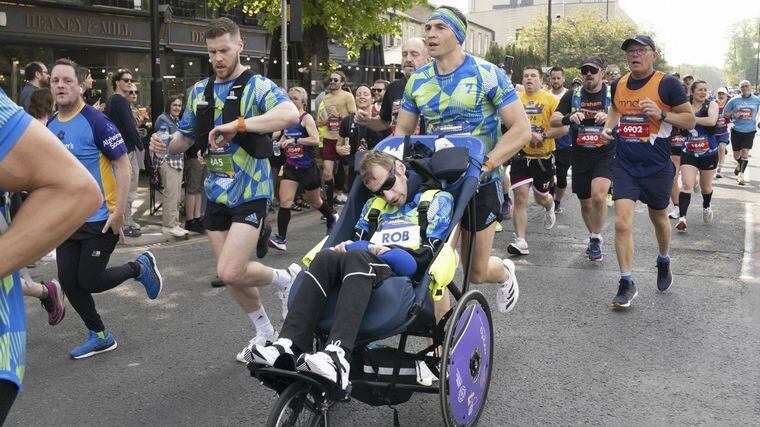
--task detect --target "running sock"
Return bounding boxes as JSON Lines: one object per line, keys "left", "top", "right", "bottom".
{"left": 40, "top": 284, "right": 49, "bottom": 299}
{"left": 678, "top": 192, "right": 691, "bottom": 217}
{"left": 702, "top": 191, "right": 713, "bottom": 208}
{"left": 590, "top": 233, "right": 602, "bottom": 240}
{"left": 277, "top": 207, "right": 291, "bottom": 239}
{"left": 620, "top": 272, "right": 633, "bottom": 282}
{"left": 317, "top": 202, "right": 333, "bottom": 220}
{"left": 657, "top": 254, "right": 670, "bottom": 263}
{"left": 248, "top": 307, "right": 275, "bottom": 337}
{"left": 270, "top": 268, "right": 292, "bottom": 291}
{"left": 740, "top": 157, "right": 749, "bottom": 173}
{"left": 555, "top": 200, "right": 561, "bottom": 210}
{"left": 324, "top": 180, "right": 335, "bottom": 208}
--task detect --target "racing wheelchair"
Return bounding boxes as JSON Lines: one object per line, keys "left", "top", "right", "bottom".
{"left": 249, "top": 135, "right": 494, "bottom": 427}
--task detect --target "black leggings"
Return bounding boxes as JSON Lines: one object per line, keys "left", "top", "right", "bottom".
{"left": 0, "top": 380, "right": 18, "bottom": 425}
{"left": 56, "top": 222, "right": 139, "bottom": 332}
{"left": 281, "top": 249, "right": 393, "bottom": 353}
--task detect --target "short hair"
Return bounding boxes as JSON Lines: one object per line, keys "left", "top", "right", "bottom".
{"left": 373, "top": 79, "right": 390, "bottom": 89}
{"left": 523, "top": 65, "right": 542, "bottom": 75}
{"left": 24, "top": 62, "right": 45, "bottom": 82}
{"left": 76, "top": 67, "right": 90, "bottom": 84}
{"left": 52, "top": 58, "right": 80, "bottom": 83}
{"left": 27, "top": 88, "right": 53, "bottom": 120}
{"left": 288, "top": 86, "right": 308, "bottom": 104}
{"left": 436, "top": 5, "right": 468, "bottom": 28}
{"left": 360, "top": 151, "right": 396, "bottom": 183}
{"left": 111, "top": 69, "right": 132, "bottom": 90}
{"left": 549, "top": 66, "right": 564, "bottom": 75}
{"left": 205, "top": 17, "right": 240, "bottom": 40}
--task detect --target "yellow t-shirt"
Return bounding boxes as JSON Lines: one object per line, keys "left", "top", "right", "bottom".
{"left": 322, "top": 90, "right": 356, "bottom": 140}
{"left": 518, "top": 90, "right": 559, "bottom": 157}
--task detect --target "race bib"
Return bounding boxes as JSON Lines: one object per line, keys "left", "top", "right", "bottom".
{"left": 285, "top": 144, "right": 304, "bottom": 159}
{"left": 207, "top": 149, "right": 235, "bottom": 177}
{"left": 618, "top": 114, "right": 650, "bottom": 144}
{"left": 716, "top": 116, "right": 727, "bottom": 127}
{"left": 737, "top": 107, "right": 753, "bottom": 120}
{"left": 670, "top": 134, "right": 686, "bottom": 147}
{"left": 369, "top": 222, "right": 420, "bottom": 249}
{"left": 685, "top": 136, "right": 709, "bottom": 154}
{"left": 576, "top": 126, "right": 604, "bottom": 147}
{"left": 430, "top": 120, "right": 470, "bottom": 135}
{"left": 327, "top": 117, "right": 341, "bottom": 132}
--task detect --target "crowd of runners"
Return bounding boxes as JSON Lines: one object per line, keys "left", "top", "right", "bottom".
{"left": 1, "top": 5, "right": 758, "bottom": 421}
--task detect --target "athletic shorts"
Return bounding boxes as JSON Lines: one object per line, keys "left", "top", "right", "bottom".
{"left": 321, "top": 138, "right": 347, "bottom": 162}
{"left": 510, "top": 156, "right": 555, "bottom": 195}
{"left": 612, "top": 162, "right": 675, "bottom": 211}
{"left": 282, "top": 163, "right": 321, "bottom": 191}
{"left": 670, "top": 145, "right": 683, "bottom": 156}
{"left": 184, "top": 157, "right": 206, "bottom": 194}
{"left": 554, "top": 148, "right": 571, "bottom": 188}
{"left": 461, "top": 180, "right": 503, "bottom": 232}
{"left": 731, "top": 129, "right": 755, "bottom": 151}
{"left": 680, "top": 153, "right": 718, "bottom": 171}
{"left": 205, "top": 199, "right": 268, "bottom": 232}
{"left": 716, "top": 134, "right": 729, "bottom": 144}
{"left": 571, "top": 151, "right": 613, "bottom": 200}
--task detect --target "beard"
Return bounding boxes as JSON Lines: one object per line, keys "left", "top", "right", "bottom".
{"left": 215, "top": 55, "right": 240, "bottom": 81}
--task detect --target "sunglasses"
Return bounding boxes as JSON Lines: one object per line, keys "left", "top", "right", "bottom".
{"left": 128, "top": 90, "right": 139, "bottom": 95}
{"left": 580, "top": 66, "right": 600, "bottom": 75}
{"left": 606, "top": 71, "right": 620, "bottom": 76}
{"left": 371, "top": 160, "right": 397, "bottom": 196}
{"left": 330, "top": 78, "right": 340, "bottom": 82}
{"left": 120, "top": 78, "right": 133, "bottom": 83}
{"left": 371, "top": 88, "right": 383, "bottom": 93}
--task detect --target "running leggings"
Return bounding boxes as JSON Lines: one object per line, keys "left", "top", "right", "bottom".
{"left": 0, "top": 380, "right": 18, "bottom": 425}
{"left": 56, "top": 222, "right": 140, "bottom": 332}
{"left": 280, "top": 249, "right": 394, "bottom": 353}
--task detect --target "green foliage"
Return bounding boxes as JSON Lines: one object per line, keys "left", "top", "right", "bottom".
{"left": 675, "top": 64, "right": 726, "bottom": 91}
{"left": 208, "top": 0, "right": 423, "bottom": 59}
{"left": 485, "top": 42, "right": 542, "bottom": 84}
{"left": 724, "top": 18, "right": 760, "bottom": 87}
{"left": 515, "top": 12, "right": 669, "bottom": 73}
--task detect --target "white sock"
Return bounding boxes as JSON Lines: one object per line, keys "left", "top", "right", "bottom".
{"left": 270, "top": 268, "right": 291, "bottom": 291}
{"left": 247, "top": 307, "right": 275, "bottom": 337}
{"left": 590, "top": 233, "right": 602, "bottom": 240}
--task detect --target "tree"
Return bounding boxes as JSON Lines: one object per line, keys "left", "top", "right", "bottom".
{"left": 515, "top": 12, "right": 669, "bottom": 75}
{"left": 675, "top": 64, "right": 726, "bottom": 91}
{"left": 725, "top": 17, "right": 760, "bottom": 87}
{"left": 485, "top": 41, "right": 542, "bottom": 85}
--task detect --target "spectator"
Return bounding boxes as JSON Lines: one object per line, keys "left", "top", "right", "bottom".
{"left": 106, "top": 69, "right": 143, "bottom": 237}
{"left": 18, "top": 62, "right": 49, "bottom": 111}
{"left": 153, "top": 95, "right": 188, "bottom": 237}
{"left": 371, "top": 79, "right": 389, "bottom": 116}
{"left": 78, "top": 67, "right": 103, "bottom": 110}
{"left": 27, "top": 88, "right": 53, "bottom": 125}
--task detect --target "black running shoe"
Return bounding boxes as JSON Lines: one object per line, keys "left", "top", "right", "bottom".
{"left": 211, "top": 276, "right": 226, "bottom": 288}
{"left": 256, "top": 223, "right": 271, "bottom": 259}
{"left": 656, "top": 257, "right": 673, "bottom": 291}
{"left": 611, "top": 279, "right": 637, "bottom": 308}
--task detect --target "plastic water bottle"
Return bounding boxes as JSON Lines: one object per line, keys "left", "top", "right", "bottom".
{"left": 273, "top": 139, "right": 281, "bottom": 156}
{"left": 157, "top": 125, "right": 170, "bottom": 159}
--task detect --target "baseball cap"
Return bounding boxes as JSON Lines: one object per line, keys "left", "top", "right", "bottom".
{"left": 621, "top": 35, "right": 656, "bottom": 51}
{"left": 579, "top": 56, "right": 605, "bottom": 70}
{"left": 683, "top": 74, "right": 694, "bottom": 79}
{"left": 572, "top": 78, "right": 583, "bottom": 85}
{"left": 716, "top": 87, "right": 728, "bottom": 94}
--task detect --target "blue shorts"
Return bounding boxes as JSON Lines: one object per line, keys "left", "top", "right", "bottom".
{"left": 612, "top": 162, "right": 674, "bottom": 211}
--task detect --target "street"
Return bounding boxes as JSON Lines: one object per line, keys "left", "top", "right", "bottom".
{"left": 9, "top": 162, "right": 760, "bottom": 426}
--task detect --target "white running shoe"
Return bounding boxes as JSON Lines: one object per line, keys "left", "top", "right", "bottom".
{"left": 251, "top": 337, "right": 295, "bottom": 366}
{"left": 498, "top": 259, "right": 520, "bottom": 313}
{"left": 676, "top": 217, "right": 687, "bottom": 233}
{"left": 507, "top": 236, "right": 529, "bottom": 255}
{"left": 162, "top": 226, "right": 189, "bottom": 237}
{"left": 668, "top": 206, "right": 680, "bottom": 219}
{"left": 494, "top": 222, "right": 503, "bottom": 233}
{"left": 416, "top": 354, "right": 439, "bottom": 386}
{"left": 297, "top": 342, "right": 350, "bottom": 389}
{"left": 544, "top": 206, "right": 556, "bottom": 230}
{"left": 276, "top": 263, "right": 301, "bottom": 319}
{"left": 703, "top": 207, "right": 714, "bottom": 223}
{"left": 236, "top": 331, "right": 278, "bottom": 363}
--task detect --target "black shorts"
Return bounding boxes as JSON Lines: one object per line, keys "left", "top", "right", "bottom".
{"left": 510, "top": 156, "right": 555, "bottom": 195}
{"left": 680, "top": 153, "right": 718, "bottom": 171}
{"left": 571, "top": 151, "right": 613, "bottom": 200}
{"left": 205, "top": 198, "right": 268, "bottom": 232}
{"left": 461, "top": 180, "right": 503, "bottom": 232}
{"left": 731, "top": 129, "right": 755, "bottom": 151}
{"left": 282, "top": 163, "right": 321, "bottom": 190}
{"left": 670, "top": 145, "right": 683, "bottom": 156}
{"left": 554, "top": 148, "right": 571, "bottom": 188}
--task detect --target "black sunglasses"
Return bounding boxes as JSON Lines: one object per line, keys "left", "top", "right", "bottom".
{"left": 128, "top": 90, "right": 139, "bottom": 95}
{"left": 371, "top": 88, "right": 383, "bottom": 93}
{"left": 330, "top": 78, "right": 340, "bottom": 82}
{"left": 121, "top": 78, "right": 133, "bottom": 83}
{"left": 580, "top": 66, "right": 600, "bottom": 75}
{"left": 372, "top": 160, "right": 397, "bottom": 196}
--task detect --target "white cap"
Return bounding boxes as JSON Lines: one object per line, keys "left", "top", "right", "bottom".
{"left": 716, "top": 87, "right": 728, "bottom": 94}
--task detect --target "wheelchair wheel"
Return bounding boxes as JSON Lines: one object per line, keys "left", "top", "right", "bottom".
{"left": 266, "top": 381, "right": 327, "bottom": 427}
{"left": 439, "top": 290, "right": 494, "bottom": 427}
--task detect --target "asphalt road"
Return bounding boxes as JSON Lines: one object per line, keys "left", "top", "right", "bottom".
{"left": 8, "top": 161, "right": 760, "bottom": 426}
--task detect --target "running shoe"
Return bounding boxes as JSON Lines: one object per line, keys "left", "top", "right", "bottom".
{"left": 277, "top": 263, "right": 301, "bottom": 319}
{"left": 123, "top": 225, "right": 141, "bottom": 238}
{"left": 494, "top": 222, "right": 503, "bottom": 233}
{"left": 498, "top": 259, "right": 519, "bottom": 313}
{"left": 656, "top": 257, "right": 673, "bottom": 292}
{"left": 606, "top": 193, "right": 614, "bottom": 207}
{"left": 135, "top": 251, "right": 163, "bottom": 300}
{"left": 554, "top": 200, "right": 563, "bottom": 214}
{"left": 507, "top": 236, "right": 529, "bottom": 255}
{"left": 237, "top": 331, "right": 279, "bottom": 363}
{"left": 544, "top": 206, "right": 556, "bottom": 230}
{"left": 611, "top": 279, "right": 637, "bottom": 309}
{"left": 210, "top": 276, "right": 226, "bottom": 288}
{"left": 296, "top": 342, "right": 350, "bottom": 390}
{"left": 715, "top": 173, "right": 722, "bottom": 179}
{"left": 335, "top": 193, "right": 348, "bottom": 204}
{"left": 735, "top": 163, "right": 741, "bottom": 176}
{"left": 500, "top": 197, "right": 512, "bottom": 219}
{"left": 703, "top": 207, "right": 714, "bottom": 223}
{"left": 70, "top": 330, "right": 117, "bottom": 359}
{"left": 668, "top": 206, "right": 680, "bottom": 219}
{"left": 162, "top": 226, "right": 189, "bottom": 238}
{"left": 40, "top": 279, "right": 65, "bottom": 326}
{"left": 268, "top": 235, "right": 288, "bottom": 251}
{"left": 326, "top": 213, "right": 338, "bottom": 235}
{"left": 251, "top": 337, "right": 295, "bottom": 366}
{"left": 588, "top": 237, "right": 603, "bottom": 262}
{"left": 415, "top": 354, "right": 439, "bottom": 386}
{"left": 676, "top": 217, "right": 687, "bottom": 232}
{"left": 256, "top": 223, "right": 271, "bottom": 259}
{"left": 321, "top": 207, "right": 338, "bottom": 221}
{"left": 185, "top": 219, "right": 205, "bottom": 234}
{"left": 738, "top": 173, "right": 746, "bottom": 186}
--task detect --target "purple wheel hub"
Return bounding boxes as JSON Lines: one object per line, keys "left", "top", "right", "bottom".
{"left": 446, "top": 303, "right": 491, "bottom": 425}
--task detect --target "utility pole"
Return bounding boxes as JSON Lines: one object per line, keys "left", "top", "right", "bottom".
{"left": 149, "top": 0, "right": 163, "bottom": 124}
{"left": 547, "top": 0, "right": 552, "bottom": 67}
{"left": 281, "top": 0, "right": 288, "bottom": 89}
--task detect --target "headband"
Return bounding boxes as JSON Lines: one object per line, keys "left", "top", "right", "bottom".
{"left": 428, "top": 8, "right": 466, "bottom": 45}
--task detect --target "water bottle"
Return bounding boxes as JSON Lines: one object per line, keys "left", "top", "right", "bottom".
{"left": 273, "top": 139, "right": 281, "bottom": 156}
{"left": 157, "top": 125, "right": 170, "bottom": 159}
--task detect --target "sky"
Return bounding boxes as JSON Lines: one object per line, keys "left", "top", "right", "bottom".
{"left": 436, "top": 0, "right": 760, "bottom": 68}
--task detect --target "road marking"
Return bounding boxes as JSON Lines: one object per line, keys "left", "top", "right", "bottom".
{"left": 740, "top": 203, "right": 758, "bottom": 282}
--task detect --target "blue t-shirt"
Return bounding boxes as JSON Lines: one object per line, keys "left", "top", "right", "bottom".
{"left": 723, "top": 94, "right": 760, "bottom": 133}
{"left": 178, "top": 75, "right": 291, "bottom": 208}
{"left": 48, "top": 104, "right": 128, "bottom": 222}
{"left": 0, "top": 88, "right": 32, "bottom": 391}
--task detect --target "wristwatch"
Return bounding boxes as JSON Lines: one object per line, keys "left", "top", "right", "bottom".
{"left": 660, "top": 110, "right": 667, "bottom": 121}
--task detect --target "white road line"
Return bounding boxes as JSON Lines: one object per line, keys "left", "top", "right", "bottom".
{"left": 740, "top": 203, "right": 757, "bottom": 282}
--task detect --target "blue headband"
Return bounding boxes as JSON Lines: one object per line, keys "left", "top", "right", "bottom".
{"left": 428, "top": 8, "right": 466, "bottom": 45}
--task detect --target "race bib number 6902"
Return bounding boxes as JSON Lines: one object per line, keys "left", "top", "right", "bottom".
{"left": 618, "top": 114, "right": 650, "bottom": 144}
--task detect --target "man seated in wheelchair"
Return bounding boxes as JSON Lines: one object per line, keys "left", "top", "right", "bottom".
{"left": 250, "top": 150, "right": 453, "bottom": 390}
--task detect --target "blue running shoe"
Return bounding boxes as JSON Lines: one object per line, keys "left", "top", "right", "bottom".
{"left": 135, "top": 251, "right": 163, "bottom": 299}
{"left": 611, "top": 279, "right": 637, "bottom": 309}
{"left": 656, "top": 257, "right": 673, "bottom": 291}
{"left": 268, "top": 235, "right": 287, "bottom": 251}
{"left": 588, "top": 238, "right": 603, "bottom": 262}
{"left": 70, "top": 330, "right": 117, "bottom": 359}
